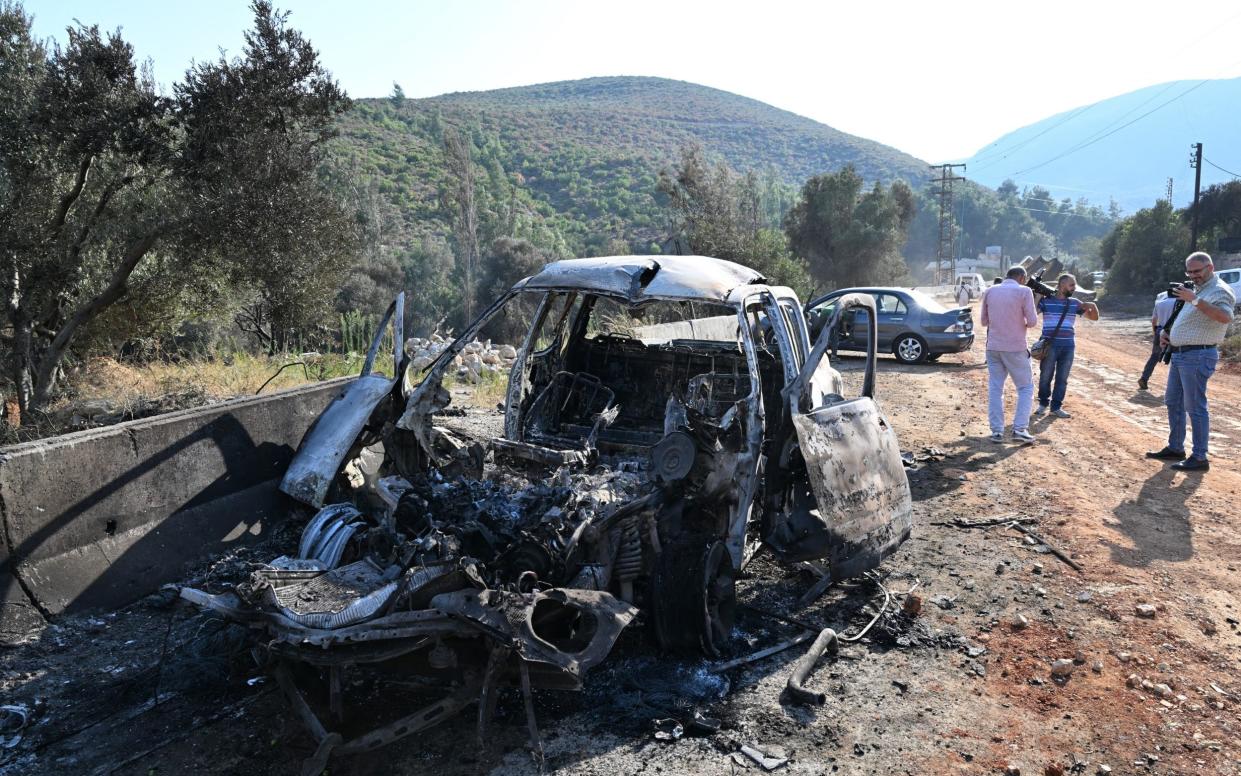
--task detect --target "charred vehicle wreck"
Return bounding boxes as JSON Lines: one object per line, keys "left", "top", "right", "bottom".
{"left": 181, "top": 256, "right": 912, "bottom": 771}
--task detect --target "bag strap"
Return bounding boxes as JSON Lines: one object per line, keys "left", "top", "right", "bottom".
{"left": 1044, "top": 297, "right": 1072, "bottom": 340}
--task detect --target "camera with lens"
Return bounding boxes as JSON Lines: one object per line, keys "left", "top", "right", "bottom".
{"left": 1026, "top": 271, "right": 1057, "bottom": 297}
{"left": 1167, "top": 280, "right": 1195, "bottom": 297}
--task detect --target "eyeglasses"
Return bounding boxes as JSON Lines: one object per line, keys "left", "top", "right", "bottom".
{"left": 1185, "top": 268, "right": 1207, "bottom": 276}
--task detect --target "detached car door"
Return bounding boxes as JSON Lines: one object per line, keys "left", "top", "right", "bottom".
{"left": 280, "top": 295, "right": 405, "bottom": 507}
{"left": 773, "top": 293, "right": 913, "bottom": 581}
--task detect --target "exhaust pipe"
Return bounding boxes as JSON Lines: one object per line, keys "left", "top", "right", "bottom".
{"left": 785, "top": 628, "right": 838, "bottom": 705}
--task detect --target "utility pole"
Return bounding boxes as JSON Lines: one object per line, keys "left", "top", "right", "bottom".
{"left": 1189, "top": 142, "right": 1203, "bottom": 252}
{"left": 1166, "top": 178, "right": 1174, "bottom": 204}
{"left": 930, "top": 163, "right": 967, "bottom": 285}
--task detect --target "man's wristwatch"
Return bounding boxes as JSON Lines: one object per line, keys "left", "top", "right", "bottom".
{"left": 1190, "top": 298, "right": 1201, "bottom": 307}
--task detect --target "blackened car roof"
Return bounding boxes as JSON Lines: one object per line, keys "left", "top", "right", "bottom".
{"left": 515, "top": 255, "right": 766, "bottom": 303}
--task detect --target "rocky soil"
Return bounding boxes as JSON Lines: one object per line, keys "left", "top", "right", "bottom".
{"left": 2, "top": 310, "right": 1238, "bottom": 776}
{"left": 406, "top": 335, "right": 519, "bottom": 383}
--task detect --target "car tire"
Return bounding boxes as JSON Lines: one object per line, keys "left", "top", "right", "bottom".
{"left": 893, "top": 334, "right": 928, "bottom": 364}
{"left": 651, "top": 538, "right": 736, "bottom": 657}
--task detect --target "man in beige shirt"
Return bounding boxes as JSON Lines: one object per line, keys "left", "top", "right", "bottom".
{"left": 1145, "top": 252, "right": 1236, "bottom": 471}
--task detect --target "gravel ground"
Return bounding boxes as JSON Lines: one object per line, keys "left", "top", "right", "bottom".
{"left": 2, "top": 313, "right": 1238, "bottom": 775}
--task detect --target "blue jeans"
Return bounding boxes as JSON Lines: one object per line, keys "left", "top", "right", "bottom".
{"left": 1037, "top": 343, "right": 1075, "bottom": 411}
{"left": 1139, "top": 333, "right": 1162, "bottom": 383}
{"left": 1165, "top": 347, "right": 1218, "bottom": 460}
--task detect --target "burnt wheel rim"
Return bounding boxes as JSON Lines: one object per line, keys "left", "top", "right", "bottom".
{"left": 698, "top": 541, "right": 736, "bottom": 657}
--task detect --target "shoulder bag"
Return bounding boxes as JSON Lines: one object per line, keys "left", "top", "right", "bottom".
{"left": 1030, "top": 298, "right": 1072, "bottom": 361}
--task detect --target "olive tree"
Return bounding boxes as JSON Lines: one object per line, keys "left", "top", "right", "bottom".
{"left": 784, "top": 166, "right": 916, "bottom": 289}
{"left": 0, "top": 1, "right": 354, "bottom": 413}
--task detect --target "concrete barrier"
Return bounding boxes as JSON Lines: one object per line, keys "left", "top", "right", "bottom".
{"left": 910, "top": 285, "right": 960, "bottom": 301}
{"left": 0, "top": 377, "right": 354, "bottom": 639}
{"left": 633, "top": 314, "right": 740, "bottom": 343}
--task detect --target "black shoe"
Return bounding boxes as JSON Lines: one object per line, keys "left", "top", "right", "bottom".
{"left": 1137, "top": 378, "right": 1148, "bottom": 390}
{"left": 1171, "top": 457, "right": 1209, "bottom": 471}
{"left": 1145, "top": 447, "right": 1186, "bottom": 461}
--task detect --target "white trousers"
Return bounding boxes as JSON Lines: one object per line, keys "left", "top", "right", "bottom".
{"left": 987, "top": 350, "right": 1033, "bottom": 433}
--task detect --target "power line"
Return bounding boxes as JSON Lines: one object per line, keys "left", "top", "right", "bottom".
{"left": 968, "top": 104, "right": 1098, "bottom": 171}
{"left": 975, "top": 10, "right": 1241, "bottom": 175}
{"left": 967, "top": 8, "right": 1241, "bottom": 180}
{"left": 1009, "top": 206, "right": 1100, "bottom": 219}
{"left": 1003, "top": 50, "right": 1241, "bottom": 180}
{"left": 970, "top": 75, "right": 1194, "bottom": 172}
{"left": 1204, "top": 157, "right": 1241, "bottom": 178}
{"left": 1050, "top": 80, "right": 1184, "bottom": 152}
{"left": 971, "top": 78, "right": 1195, "bottom": 174}
{"left": 1018, "top": 182, "right": 1120, "bottom": 197}
{"left": 1018, "top": 195, "right": 1091, "bottom": 204}
{"left": 1009, "top": 79, "right": 1213, "bottom": 177}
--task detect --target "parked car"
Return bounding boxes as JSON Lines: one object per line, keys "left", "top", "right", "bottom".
{"left": 806, "top": 286, "right": 974, "bottom": 364}
{"left": 1216, "top": 267, "right": 1241, "bottom": 310}
{"left": 182, "top": 256, "right": 913, "bottom": 769}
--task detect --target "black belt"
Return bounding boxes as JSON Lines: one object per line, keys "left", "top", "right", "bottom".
{"left": 1168, "top": 344, "right": 1216, "bottom": 353}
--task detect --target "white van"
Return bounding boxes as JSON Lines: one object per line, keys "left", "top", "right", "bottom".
{"left": 954, "top": 272, "right": 986, "bottom": 300}
{"left": 1216, "top": 267, "right": 1241, "bottom": 310}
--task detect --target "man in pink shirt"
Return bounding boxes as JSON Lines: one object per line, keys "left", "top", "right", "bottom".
{"left": 979, "top": 265, "right": 1040, "bottom": 444}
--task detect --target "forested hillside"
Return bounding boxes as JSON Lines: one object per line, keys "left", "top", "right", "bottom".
{"left": 329, "top": 76, "right": 927, "bottom": 255}
{"left": 328, "top": 76, "right": 1114, "bottom": 330}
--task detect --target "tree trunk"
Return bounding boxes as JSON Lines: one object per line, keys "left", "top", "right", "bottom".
{"left": 11, "top": 318, "right": 35, "bottom": 417}
{"left": 5, "top": 261, "right": 34, "bottom": 416}
{"left": 444, "top": 128, "right": 478, "bottom": 324}
{"left": 27, "top": 231, "right": 160, "bottom": 410}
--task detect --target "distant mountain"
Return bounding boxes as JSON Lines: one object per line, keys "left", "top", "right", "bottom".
{"left": 962, "top": 77, "right": 1241, "bottom": 213}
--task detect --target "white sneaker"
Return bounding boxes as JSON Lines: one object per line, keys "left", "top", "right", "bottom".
{"left": 990, "top": 432, "right": 1005, "bottom": 444}
{"left": 1032, "top": 406, "right": 1047, "bottom": 417}
{"left": 1012, "top": 428, "right": 1036, "bottom": 444}
{"left": 1051, "top": 409, "right": 1072, "bottom": 418}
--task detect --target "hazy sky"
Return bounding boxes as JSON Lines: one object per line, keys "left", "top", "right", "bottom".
{"left": 26, "top": 0, "right": 1241, "bottom": 163}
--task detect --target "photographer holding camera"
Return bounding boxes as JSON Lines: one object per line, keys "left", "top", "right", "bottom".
{"left": 1031, "top": 273, "right": 1099, "bottom": 419}
{"left": 1145, "top": 252, "right": 1236, "bottom": 471}
{"left": 979, "top": 265, "right": 1040, "bottom": 444}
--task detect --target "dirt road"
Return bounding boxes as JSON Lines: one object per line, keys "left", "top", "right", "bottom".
{"left": 874, "top": 312, "right": 1241, "bottom": 775}
{"left": 2, "top": 312, "right": 1237, "bottom": 775}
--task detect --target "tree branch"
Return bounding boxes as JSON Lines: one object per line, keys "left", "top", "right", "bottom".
{"left": 235, "top": 301, "right": 273, "bottom": 348}
{"left": 56, "top": 230, "right": 162, "bottom": 350}
{"left": 66, "top": 174, "right": 136, "bottom": 265}
{"left": 30, "top": 228, "right": 163, "bottom": 406}
{"left": 48, "top": 155, "right": 95, "bottom": 236}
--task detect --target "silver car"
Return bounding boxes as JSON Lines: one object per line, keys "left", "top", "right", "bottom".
{"left": 806, "top": 286, "right": 975, "bottom": 364}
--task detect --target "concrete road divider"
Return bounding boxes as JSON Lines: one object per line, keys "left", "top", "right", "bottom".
{"left": 0, "top": 377, "right": 354, "bottom": 639}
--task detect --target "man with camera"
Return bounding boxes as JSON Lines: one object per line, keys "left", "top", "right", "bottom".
{"left": 1031, "top": 273, "right": 1100, "bottom": 419}
{"left": 979, "top": 265, "right": 1040, "bottom": 444}
{"left": 1145, "top": 252, "right": 1236, "bottom": 472}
